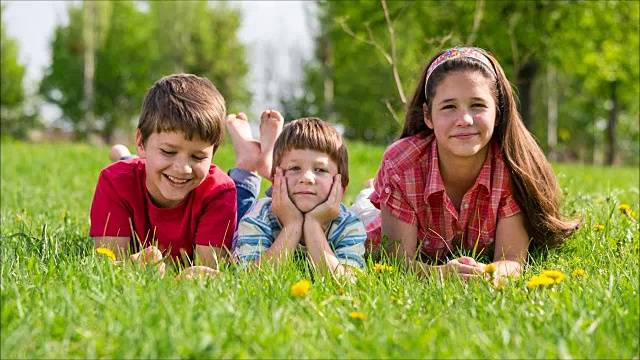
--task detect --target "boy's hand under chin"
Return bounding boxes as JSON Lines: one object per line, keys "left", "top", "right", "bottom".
{"left": 272, "top": 167, "right": 304, "bottom": 228}
{"left": 305, "top": 174, "right": 343, "bottom": 228}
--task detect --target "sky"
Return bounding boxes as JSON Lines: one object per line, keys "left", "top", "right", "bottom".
{"left": 1, "top": 0, "right": 316, "bottom": 122}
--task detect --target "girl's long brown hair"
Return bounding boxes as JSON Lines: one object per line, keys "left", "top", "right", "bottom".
{"left": 402, "top": 47, "right": 579, "bottom": 248}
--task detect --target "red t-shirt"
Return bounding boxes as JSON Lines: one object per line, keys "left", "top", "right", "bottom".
{"left": 89, "top": 158, "right": 237, "bottom": 260}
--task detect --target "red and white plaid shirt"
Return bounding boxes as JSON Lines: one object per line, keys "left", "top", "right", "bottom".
{"left": 366, "top": 133, "right": 520, "bottom": 261}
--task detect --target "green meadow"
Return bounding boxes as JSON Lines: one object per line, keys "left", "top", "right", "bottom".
{"left": 1, "top": 140, "right": 638, "bottom": 358}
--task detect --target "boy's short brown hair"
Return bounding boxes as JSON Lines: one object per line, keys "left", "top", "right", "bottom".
{"left": 272, "top": 117, "right": 349, "bottom": 188}
{"left": 138, "top": 74, "right": 226, "bottom": 150}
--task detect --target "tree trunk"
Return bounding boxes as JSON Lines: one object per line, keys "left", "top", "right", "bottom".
{"left": 83, "top": 0, "right": 96, "bottom": 137}
{"left": 516, "top": 61, "right": 538, "bottom": 130}
{"left": 319, "top": 36, "right": 334, "bottom": 122}
{"left": 606, "top": 81, "right": 618, "bottom": 166}
{"left": 546, "top": 64, "right": 558, "bottom": 161}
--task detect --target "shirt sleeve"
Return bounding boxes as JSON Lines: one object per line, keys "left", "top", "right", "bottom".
{"left": 234, "top": 211, "right": 275, "bottom": 263}
{"left": 497, "top": 185, "right": 522, "bottom": 219}
{"left": 194, "top": 186, "right": 237, "bottom": 249}
{"left": 331, "top": 213, "right": 367, "bottom": 270}
{"left": 89, "top": 170, "right": 133, "bottom": 238}
{"left": 369, "top": 157, "right": 418, "bottom": 227}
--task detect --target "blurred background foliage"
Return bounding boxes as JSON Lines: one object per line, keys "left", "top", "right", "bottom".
{"left": 1, "top": 0, "right": 638, "bottom": 166}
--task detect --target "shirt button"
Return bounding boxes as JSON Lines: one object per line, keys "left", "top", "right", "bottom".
{"left": 462, "top": 203, "right": 469, "bottom": 209}
{"left": 489, "top": 237, "right": 494, "bottom": 242}
{"left": 385, "top": 187, "right": 390, "bottom": 194}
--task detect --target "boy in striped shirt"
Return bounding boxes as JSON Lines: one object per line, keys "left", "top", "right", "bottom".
{"left": 233, "top": 118, "right": 366, "bottom": 275}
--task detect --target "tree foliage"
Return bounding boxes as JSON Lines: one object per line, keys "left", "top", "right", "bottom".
{"left": 1, "top": 4, "right": 28, "bottom": 137}
{"left": 40, "top": 1, "right": 250, "bottom": 141}
{"left": 285, "top": 0, "right": 639, "bottom": 164}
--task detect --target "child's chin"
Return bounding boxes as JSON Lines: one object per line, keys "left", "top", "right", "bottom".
{"left": 294, "top": 202, "right": 319, "bottom": 214}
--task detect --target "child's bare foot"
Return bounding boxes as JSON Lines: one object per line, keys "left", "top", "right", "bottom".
{"left": 226, "top": 112, "right": 261, "bottom": 173}
{"left": 109, "top": 144, "right": 131, "bottom": 163}
{"left": 258, "top": 110, "right": 284, "bottom": 179}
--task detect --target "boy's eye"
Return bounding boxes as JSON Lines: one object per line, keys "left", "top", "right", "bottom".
{"left": 161, "top": 149, "right": 176, "bottom": 156}
{"left": 288, "top": 166, "right": 301, "bottom": 171}
{"left": 192, "top": 155, "right": 207, "bottom": 161}
{"left": 314, "top": 168, "right": 328, "bottom": 173}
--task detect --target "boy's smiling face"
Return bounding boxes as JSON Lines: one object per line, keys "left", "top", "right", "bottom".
{"left": 136, "top": 130, "right": 214, "bottom": 208}
{"left": 280, "top": 148, "right": 338, "bottom": 213}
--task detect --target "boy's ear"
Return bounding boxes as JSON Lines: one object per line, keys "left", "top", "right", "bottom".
{"left": 423, "top": 103, "right": 433, "bottom": 129}
{"left": 135, "top": 130, "right": 147, "bottom": 158}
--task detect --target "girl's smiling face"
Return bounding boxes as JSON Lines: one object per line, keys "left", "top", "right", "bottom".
{"left": 280, "top": 148, "right": 338, "bottom": 213}
{"left": 424, "top": 70, "right": 497, "bottom": 163}
{"left": 136, "top": 130, "right": 214, "bottom": 208}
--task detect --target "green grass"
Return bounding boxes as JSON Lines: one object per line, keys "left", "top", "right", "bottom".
{"left": 1, "top": 140, "right": 638, "bottom": 358}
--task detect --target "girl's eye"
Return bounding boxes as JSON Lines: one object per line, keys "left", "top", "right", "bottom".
{"left": 472, "top": 103, "right": 487, "bottom": 108}
{"left": 314, "top": 168, "right": 328, "bottom": 173}
{"left": 441, "top": 104, "right": 455, "bottom": 110}
{"left": 161, "top": 149, "right": 176, "bottom": 156}
{"left": 288, "top": 166, "right": 301, "bottom": 171}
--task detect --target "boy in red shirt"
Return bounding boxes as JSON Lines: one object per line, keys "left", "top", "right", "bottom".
{"left": 90, "top": 74, "right": 236, "bottom": 273}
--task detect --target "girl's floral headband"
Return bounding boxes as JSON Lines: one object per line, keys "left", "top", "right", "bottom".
{"left": 424, "top": 47, "right": 497, "bottom": 98}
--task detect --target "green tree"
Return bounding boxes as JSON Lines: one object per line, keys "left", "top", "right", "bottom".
{"left": 1, "top": 4, "right": 28, "bottom": 138}
{"left": 39, "top": 5, "right": 90, "bottom": 139}
{"left": 40, "top": 1, "right": 250, "bottom": 141}
{"left": 95, "top": 1, "right": 153, "bottom": 143}
{"left": 147, "top": 1, "right": 250, "bottom": 111}
{"left": 287, "top": 0, "right": 638, "bottom": 166}
{"left": 548, "top": 1, "right": 639, "bottom": 165}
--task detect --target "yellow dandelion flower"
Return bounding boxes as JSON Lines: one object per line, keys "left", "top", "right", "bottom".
{"left": 537, "top": 275, "right": 556, "bottom": 286}
{"left": 572, "top": 269, "right": 587, "bottom": 278}
{"left": 527, "top": 276, "right": 540, "bottom": 290}
{"left": 595, "top": 198, "right": 603, "bottom": 204}
{"left": 541, "top": 270, "right": 566, "bottom": 283}
{"left": 349, "top": 311, "right": 367, "bottom": 320}
{"left": 95, "top": 247, "right": 116, "bottom": 262}
{"left": 14, "top": 214, "right": 22, "bottom": 222}
{"left": 290, "top": 280, "right": 312, "bottom": 297}
{"left": 593, "top": 224, "right": 605, "bottom": 231}
{"left": 619, "top": 204, "right": 631, "bottom": 214}
{"left": 631, "top": 211, "right": 637, "bottom": 219}
{"left": 483, "top": 263, "right": 497, "bottom": 274}
{"left": 527, "top": 275, "right": 555, "bottom": 290}
{"left": 373, "top": 263, "right": 393, "bottom": 273}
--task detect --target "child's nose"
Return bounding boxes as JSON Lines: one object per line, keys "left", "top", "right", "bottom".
{"left": 173, "top": 158, "right": 193, "bottom": 174}
{"left": 456, "top": 111, "right": 474, "bottom": 126}
{"left": 299, "top": 170, "right": 315, "bottom": 184}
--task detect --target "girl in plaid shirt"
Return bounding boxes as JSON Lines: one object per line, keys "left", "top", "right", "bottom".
{"left": 360, "top": 47, "right": 578, "bottom": 283}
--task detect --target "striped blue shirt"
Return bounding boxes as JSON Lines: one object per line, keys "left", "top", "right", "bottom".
{"left": 234, "top": 198, "right": 366, "bottom": 269}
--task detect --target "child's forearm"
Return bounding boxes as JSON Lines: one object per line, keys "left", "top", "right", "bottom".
{"left": 303, "top": 219, "right": 343, "bottom": 274}
{"left": 194, "top": 245, "right": 227, "bottom": 268}
{"left": 259, "top": 224, "right": 303, "bottom": 265}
